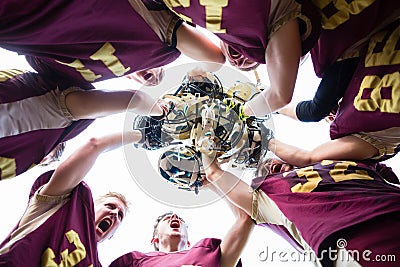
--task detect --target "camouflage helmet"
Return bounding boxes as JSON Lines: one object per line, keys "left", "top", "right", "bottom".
{"left": 158, "top": 145, "right": 203, "bottom": 194}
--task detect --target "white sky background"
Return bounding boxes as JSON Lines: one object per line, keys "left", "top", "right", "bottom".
{"left": 0, "top": 36, "right": 399, "bottom": 267}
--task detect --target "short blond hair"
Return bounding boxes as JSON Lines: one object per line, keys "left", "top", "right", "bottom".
{"left": 96, "top": 192, "right": 130, "bottom": 213}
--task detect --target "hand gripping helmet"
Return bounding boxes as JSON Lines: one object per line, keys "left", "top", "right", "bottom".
{"left": 162, "top": 96, "right": 245, "bottom": 155}
{"left": 158, "top": 145, "right": 203, "bottom": 194}
{"left": 225, "top": 81, "right": 262, "bottom": 103}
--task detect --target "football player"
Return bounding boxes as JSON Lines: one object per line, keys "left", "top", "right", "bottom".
{"left": 268, "top": 20, "right": 400, "bottom": 166}
{"left": 0, "top": 129, "right": 148, "bottom": 266}
{"left": 0, "top": 69, "right": 168, "bottom": 180}
{"left": 157, "top": 0, "right": 399, "bottom": 118}
{"left": 201, "top": 151, "right": 400, "bottom": 266}
{"left": 110, "top": 195, "right": 253, "bottom": 266}
{"left": 0, "top": 0, "right": 224, "bottom": 88}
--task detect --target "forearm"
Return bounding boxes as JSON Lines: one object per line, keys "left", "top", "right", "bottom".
{"left": 220, "top": 211, "right": 254, "bottom": 267}
{"left": 41, "top": 130, "right": 143, "bottom": 196}
{"left": 269, "top": 138, "right": 313, "bottom": 166}
{"left": 277, "top": 102, "right": 299, "bottom": 120}
{"left": 207, "top": 181, "right": 254, "bottom": 267}
{"left": 65, "top": 90, "right": 163, "bottom": 119}
{"left": 98, "top": 130, "right": 143, "bottom": 153}
{"left": 202, "top": 155, "right": 253, "bottom": 216}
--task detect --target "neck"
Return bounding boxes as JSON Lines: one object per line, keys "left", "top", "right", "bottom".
{"left": 158, "top": 239, "right": 185, "bottom": 252}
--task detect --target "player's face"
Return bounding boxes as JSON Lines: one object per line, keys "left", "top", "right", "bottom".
{"left": 155, "top": 213, "right": 189, "bottom": 249}
{"left": 94, "top": 197, "right": 126, "bottom": 243}
{"left": 259, "top": 158, "right": 293, "bottom": 176}
{"left": 128, "top": 67, "right": 165, "bottom": 86}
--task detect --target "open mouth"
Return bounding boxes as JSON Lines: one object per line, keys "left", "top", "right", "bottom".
{"left": 98, "top": 218, "right": 112, "bottom": 233}
{"left": 271, "top": 163, "right": 283, "bottom": 173}
{"left": 170, "top": 220, "right": 181, "bottom": 229}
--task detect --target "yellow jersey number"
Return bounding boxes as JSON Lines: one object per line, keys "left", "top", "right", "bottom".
{"left": 164, "top": 0, "right": 228, "bottom": 33}
{"left": 41, "top": 230, "right": 92, "bottom": 267}
{"left": 354, "top": 24, "right": 400, "bottom": 113}
{"left": 290, "top": 160, "right": 373, "bottom": 193}
{"left": 56, "top": 42, "right": 131, "bottom": 82}
{"left": 312, "top": 0, "right": 376, "bottom": 30}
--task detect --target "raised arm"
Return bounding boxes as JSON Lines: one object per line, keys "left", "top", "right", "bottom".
{"left": 269, "top": 136, "right": 379, "bottom": 166}
{"left": 40, "top": 130, "right": 143, "bottom": 196}
{"left": 202, "top": 155, "right": 253, "bottom": 217}
{"left": 244, "top": 19, "right": 301, "bottom": 116}
{"left": 65, "top": 89, "right": 165, "bottom": 119}
{"left": 207, "top": 183, "right": 254, "bottom": 267}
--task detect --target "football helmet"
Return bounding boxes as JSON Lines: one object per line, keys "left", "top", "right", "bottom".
{"left": 132, "top": 114, "right": 175, "bottom": 150}
{"left": 173, "top": 71, "right": 224, "bottom": 100}
{"left": 162, "top": 96, "right": 245, "bottom": 155}
{"left": 158, "top": 145, "right": 203, "bottom": 194}
{"left": 225, "top": 81, "right": 261, "bottom": 103}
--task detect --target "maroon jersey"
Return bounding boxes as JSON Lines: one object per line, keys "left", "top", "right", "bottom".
{"left": 0, "top": 172, "right": 100, "bottom": 267}
{"left": 109, "top": 238, "right": 237, "bottom": 267}
{"left": 0, "top": 70, "right": 93, "bottom": 180}
{"left": 330, "top": 21, "right": 400, "bottom": 144}
{"left": 155, "top": 0, "right": 320, "bottom": 63}
{"left": 309, "top": 0, "right": 400, "bottom": 77}
{"left": 251, "top": 160, "right": 400, "bottom": 255}
{"left": 0, "top": 0, "right": 181, "bottom": 85}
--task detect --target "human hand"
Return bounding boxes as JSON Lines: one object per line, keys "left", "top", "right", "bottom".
{"left": 132, "top": 115, "right": 168, "bottom": 150}
{"left": 150, "top": 98, "right": 173, "bottom": 120}
{"left": 223, "top": 98, "right": 250, "bottom": 121}
{"left": 186, "top": 67, "right": 208, "bottom": 82}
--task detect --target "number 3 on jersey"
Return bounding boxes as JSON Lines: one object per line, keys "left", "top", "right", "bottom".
{"left": 41, "top": 230, "right": 92, "bottom": 267}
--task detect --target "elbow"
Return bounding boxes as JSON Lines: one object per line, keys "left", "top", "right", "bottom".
{"left": 216, "top": 52, "right": 226, "bottom": 65}
{"left": 87, "top": 137, "right": 101, "bottom": 148}
{"left": 278, "top": 93, "right": 293, "bottom": 107}
{"left": 85, "top": 137, "right": 104, "bottom": 153}
{"left": 270, "top": 88, "right": 293, "bottom": 110}
{"left": 305, "top": 154, "right": 322, "bottom": 165}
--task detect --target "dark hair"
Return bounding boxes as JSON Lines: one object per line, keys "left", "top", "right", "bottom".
{"left": 53, "top": 142, "right": 66, "bottom": 161}
{"left": 152, "top": 211, "right": 186, "bottom": 251}
{"left": 39, "top": 142, "right": 66, "bottom": 166}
